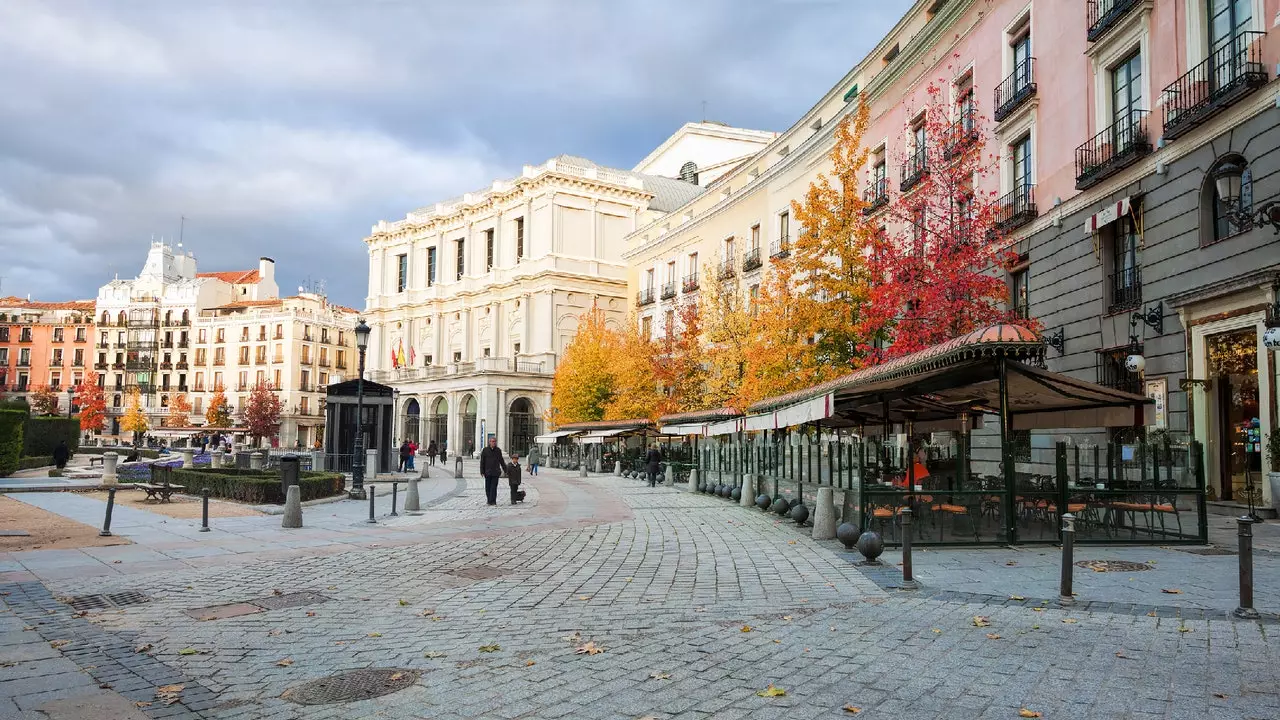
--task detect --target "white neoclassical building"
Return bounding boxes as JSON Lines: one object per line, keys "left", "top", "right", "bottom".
{"left": 363, "top": 124, "right": 774, "bottom": 456}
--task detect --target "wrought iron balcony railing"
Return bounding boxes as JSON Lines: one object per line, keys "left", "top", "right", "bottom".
{"left": 769, "top": 236, "right": 790, "bottom": 259}
{"left": 742, "top": 247, "right": 762, "bottom": 272}
{"left": 943, "top": 106, "right": 979, "bottom": 159}
{"left": 660, "top": 281, "right": 676, "bottom": 300}
{"left": 993, "top": 58, "right": 1036, "bottom": 122}
{"left": 862, "top": 177, "right": 888, "bottom": 215}
{"left": 1087, "top": 0, "right": 1141, "bottom": 42}
{"left": 637, "top": 287, "right": 656, "bottom": 306}
{"left": 716, "top": 259, "right": 737, "bottom": 281}
{"left": 682, "top": 274, "right": 699, "bottom": 294}
{"left": 1162, "top": 31, "right": 1267, "bottom": 141}
{"left": 994, "top": 184, "right": 1038, "bottom": 232}
{"left": 1075, "top": 110, "right": 1151, "bottom": 190}
{"left": 900, "top": 145, "right": 929, "bottom": 191}
{"left": 1107, "top": 266, "right": 1142, "bottom": 314}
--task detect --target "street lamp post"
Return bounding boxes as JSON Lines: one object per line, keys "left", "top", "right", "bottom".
{"left": 350, "top": 319, "right": 371, "bottom": 498}
{"left": 66, "top": 387, "right": 74, "bottom": 419}
{"left": 1213, "top": 159, "right": 1280, "bottom": 234}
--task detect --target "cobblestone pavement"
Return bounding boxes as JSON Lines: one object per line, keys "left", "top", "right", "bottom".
{"left": 2, "top": 469, "right": 1280, "bottom": 719}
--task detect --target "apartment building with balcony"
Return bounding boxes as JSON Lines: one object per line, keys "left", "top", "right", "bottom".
{"left": 625, "top": 0, "right": 1280, "bottom": 508}
{"left": 362, "top": 125, "right": 773, "bottom": 455}
{"left": 0, "top": 297, "right": 95, "bottom": 410}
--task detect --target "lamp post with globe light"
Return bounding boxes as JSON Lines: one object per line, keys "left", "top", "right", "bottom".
{"left": 350, "top": 319, "right": 371, "bottom": 498}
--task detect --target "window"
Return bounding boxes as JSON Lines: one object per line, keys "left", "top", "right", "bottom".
{"left": 240, "top": 327, "right": 249, "bottom": 342}
{"left": 52, "top": 327, "right": 64, "bottom": 343}
{"left": 749, "top": 284, "right": 760, "bottom": 316}
{"left": 779, "top": 211, "right": 790, "bottom": 242}
{"left": 483, "top": 347, "right": 491, "bottom": 357}
{"left": 397, "top": 253, "right": 408, "bottom": 292}
{"left": 688, "top": 252, "right": 699, "bottom": 277}
{"left": 1012, "top": 134, "right": 1032, "bottom": 191}
{"left": 1204, "top": 155, "right": 1250, "bottom": 243}
{"left": 51, "top": 349, "right": 63, "bottom": 366}
{"left": 0, "top": 349, "right": 6, "bottom": 365}
{"left": 75, "top": 327, "right": 85, "bottom": 342}
{"left": 1012, "top": 28, "right": 1031, "bottom": 84}
{"left": 238, "top": 347, "right": 250, "bottom": 365}
{"left": 255, "top": 346, "right": 267, "bottom": 364}
{"left": 515, "top": 217, "right": 525, "bottom": 261}
{"left": 237, "top": 370, "right": 248, "bottom": 391}
{"left": 425, "top": 353, "right": 434, "bottom": 365}
{"left": 664, "top": 309, "right": 675, "bottom": 333}
{"left": 194, "top": 372, "right": 204, "bottom": 392}
{"left": 641, "top": 316, "right": 652, "bottom": 339}
{"left": 679, "top": 162, "right": 699, "bottom": 184}
{"left": 274, "top": 369, "right": 282, "bottom": 387}
{"left": 195, "top": 348, "right": 207, "bottom": 365}
{"left": 193, "top": 397, "right": 203, "bottom": 414}
{"left": 258, "top": 325, "right": 267, "bottom": 341}
{"left": 955, "top": 71, "right": 975, "bottom": 125}
{"left": 50, "top": 372, "right": 60, "bottom": 389}
{"left": 336, "top": 350, "right": 346, "bottom": 369}
{"left": 1111, "top": 51, "right": 1143, "bottom": 127}
{"left": 1107, "top": 215, "right": 1141, "bottom": 312}
{"left": 645, "top": 268, "right": 655, "bottom": 290}
{"left": 199, "top": 328, "right": 207, "bottom": 343}
{"left": 666, "top": 261, "right": 677, "bottom": 283}
{"left": 215, "top": 328, "right": 225, "bottom": 343}
{"left": 456, "top": 238, "right": 465, "bottom": 280}
{"left": 1010, "top": 267, "right": 1029, "bottom": 318}
{"left": 73, "top": 349, "right": 84, "bottom": 366}
{"left": 319, "top": 347, "right": 329, "bottom": 366}
{"left": 1097, "top": 346, "right": 1142, "bottom": 394}
{"left": 274, "top": 323, "right": 283, "bottom": 339}
{"left": 1209, "top": 0, "right": 1252, "bottom": 55}
{"left": 213, "top": 348, "right": 225, "bottom": 366}
{"left": 301, "top": 346, "right": 311, "bottom": 364}
{"left": 256, "top": 369, "right": 266, "bottom": 386}
{"left": 750, "top": 224, "right": 760, "bottom": 251}
{"left": 427, "top": 247, "right": 437, "bottom": 287}
{"left": 19, "top": 327, "right": 32, "bottom": 342}
{"left": 485, "top": 229, "right": 495, "bottom": 271}
{"left": 213, "top": 371, "right": 223, "bottom": 389}
{"left": 453, "top": 351, "right": 462, "bottom": 363}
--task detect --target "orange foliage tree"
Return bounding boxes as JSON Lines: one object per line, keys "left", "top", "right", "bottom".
{"left": 548, "top": 307, "right": 620, "bottom": 426}
{"left": 205, "top": 384, "right": 233, "bottom": 428}
{"left": 74, "top": 371, "right": 106, "bottom": 433}
{"left": 652, "top": 300, "right": 709, "bottom": 414}
{"left": 166, "top": 392, "right": 192, "bottom": 428}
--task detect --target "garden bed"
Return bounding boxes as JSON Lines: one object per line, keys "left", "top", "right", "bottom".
{"left": 171, "top": 468, "right": 345, "bottom": 504}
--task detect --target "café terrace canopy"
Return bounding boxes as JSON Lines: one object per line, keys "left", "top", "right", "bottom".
{"left": 745, "top": 324, "right": 1151, "bottom": 433}
{"left": 657, "top": 407, "right": 741, "bottom": 436}
{"left": 550, "top": 419, "right": 654, "bottom": 444}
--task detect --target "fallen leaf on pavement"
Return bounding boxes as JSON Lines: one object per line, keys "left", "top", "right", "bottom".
{"left": 1019, "top": 710, "right": 1042, "bottom": 718}
{"left": 135, "top": 644, "right": 153, "bottom": 654}
{"left": 756, "top": 684, "right": 787, "bottom": 697}
{"left": 782, "top": 615, "right": 793, "bottom": 621}
{"left": 156, "top": 684, "right": 184, "bottom": 696}
{"left": 419, "top": 609, "right": 435, "bottom": 617}
{"left": 1062, "top": 618, "right": 1078, "bottom": 624}
{"left": 578, "top": 595, "right": 591, "bottom": 601}
{"left": 1213, "top": 692, "right": 1228, "bottom": 699}
{"left": 931, "top": 629, "right": 942, "bottom": 634}
{"left": 649, "top": 672, "right": 671, "bottom": 680}
{"left": 267, "top": 630, "right": 282, "bottom": 637}
{"left": 479, "top": 644, "right": 501, "bottom": 653}
{"left": 271, "top": 589, "right": 283, "bottom": 596}
{"left": 178, "top": 648, "right": 198, "bottom": 655}
{"left": 773, "top": 639, "right": 781, "bottom": 644}
{"left": 972, "top": 616, "right": 991, "bottom": 627}
{"left": 986, "top": 633, "right": 1001, "bottom": 640}
{"left": 389, "top": 672, "right": 405, "bottom": 680}
{"left": 1178, "top": 625, "right": 1192, "bottom": 633}
{"left": 787, "top": 540, "right": 796, "bottom": 545}
{"left": 276, "top": 658, "right": 293, "bottom": 667}
{"left": 1005, "top": 561, "right": 1017, "bottom": 566}
{"left": 49, "top": 640, "right": 70, "bottom": 649}
{"left": 1032, "top": 607, "right": 1044, "bottom": 612}
{"left": 843, "top": 706, "right": 862, "bottom": 714}
{"left": 524, "top": 660, "right": 535, "bottom": 667}
{"left": 398, "top": 599, "right": 409, "bottom": 606}
{"left": 740, "top": 625, "right": 753, "bottom": 633}
{"left": 424, "top": 651, "right": 447, "bottom": 658}
{"left": 562, "top": 632, "right": 582, "bottom": 643}
{"left": 305, "top": 612, "right": 316, "bottom": 617}
{"left": 1115, "top": 652, "right": 1131, "bottom": 659}
{"left": 1161, "top": 588, "right": 1183, "bottom": 594}
{"left": 111, "top": 560, "right": 122, "bottom": 564}
{"left": 575, "top": 642, "right": 605, "bottom": 655}
{"left": 134, "top": 701, "right": 151, "bottom": 708}
{"left": 1009, "top": 595, "right": 1026, "bottom": 601}
{"left": 71, "top": 611, "right": 87, "bottom": 618}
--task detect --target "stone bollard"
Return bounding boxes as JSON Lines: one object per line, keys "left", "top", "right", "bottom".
{"left": 594, "top": 458, "right": 603, "bottom": 473}
{"left": 249, "top": 451, "right": 265, "bottom": 470}
{"left": 366, "top": 448, "right": 379, "bottom": 477}
{"left": 311, "top": 449, "right": 325, "bottom": 472}
{"left": 419, "top": 459, "right": 430, "bottom": 479}
{"left": 686, "top": 468, "right": 699, "bottom": 493}
{"left": 812, "top": 487, "right": 837, "bottom": 540}
{"left": 405, "top": 476, "right": 421, "bottom": 513}
{"left": 740, "top": 474, "right": 757, "bottom": 508}
{"left": 101, "top": 451, "right": 119, "bottom": 486}
{"left": 580, "top": 461, "right": 587, "bottom": 478}
{"left": 614, "top": 461, "right": 621, "bottom": 476}
{"left": 281, "top": 485, "right": 303, "bottom": 528}
{"left": 210, "top": 449, "right": 223, "bottom": 471}
{"left": 181, "top": 449, "right": 195, "bottom": 469}
{"left": 454, "top": 456, "right": 463, "bottom": 479}
{"left": 665, "top": 465, "right": 674, "bottom": 487}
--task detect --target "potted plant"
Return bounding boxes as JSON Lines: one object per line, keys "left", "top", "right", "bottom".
{"left": 1268, "top": 429, "right": 1280, "bottom": 512}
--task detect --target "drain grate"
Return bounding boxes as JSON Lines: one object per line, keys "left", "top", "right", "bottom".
{"left": 282, "top": 668, "right": 419, "bottom": 705}
{"left": 252, "top": 591, "right": 329, "bottom": 611}
{"left": 65, "top": 591, "right": 150, "bottom": 612}
{"left": 1176, "top": 547, "right": 1238, "bottom": 556}
{"left": 448, "top": 566, "right": 510, "bottom": 580}
{"left": 1075, "top": 560, "right": 1153, "bottom": 573}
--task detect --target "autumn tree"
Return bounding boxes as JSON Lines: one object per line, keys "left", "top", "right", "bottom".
{"left": 74, "top": 371, "right": 106, "bottom": 434}
{"left": 243, "top": 380, "right": 283, "bottom": 446}
{"left": 121, "top": 387, "right": 149, "bottom": 445}
{"left": 788, "top": 100, "right": 877, "bottom": 368}
{"left": 652, "top": 300, "right": 709, "bottom": 414}
{"left": 166, "top": 392, "right": 192, "bottom": 428}
{"left": 29, "top": 385, "right": 61, "bottom": 415}
{"left": 861, "top": 78, "right": 1031, "bottom": 358}
{"left": 739, "top": 261, "right": 829, "bottom": 407}
{"left": 597, "top": 317, "right": 664, "bottom": 421}
{"left": 699, "top": 268, "right": 753, "bottom": 411}
{"left": 205, "top": 385, "right": 233, "bottom": 428}
{"left": 548, "top": 307, "right": 618, "bottom": 426}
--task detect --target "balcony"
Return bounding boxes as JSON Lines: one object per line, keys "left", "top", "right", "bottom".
{"left": 1162, "top": 32, "right": 1268, "bottom": 142}
{"left": 73, "top": 334, "right": 87, "bottom": 343}
{"left": 255, "top": 357, "right": 267, "bottom": 366}
{"left": 274, "top": 332, "right": 284, "bottom": 340}
{"left": 163, "top": 319, "right": 191, "bottom": 327}
{"left": 742, "top": 247, "right": 762, "bottom": 273}
{"left": 113, "top": 384, "right": 124, "bottom": 392}
{"left": 128, "top": 341, "right": 158, "bottom": 351}
{"left": 682, "top": 274, "right": 699, "bottom": 294}
{"left": 900, "top": 145, "right": 928, "bottom": 192}
{"left": 176, "top": 362, "right": 189, "bottom": 370}
{"left": 637, "top": 288, "right": 656, "bottom": 306}
{"left": 111, "top": 362, "right": 125, "bottom": 370}
{"left": 17, "top": 335, "right": 32, "bottom": 344}
{"left": 177, "top": 340, "right": 188, "bottom": 348}
{"left": 127, "top": 383, "right": 156, "bottom": 394}
{"left": 336, "top": 362, "right": 348, "bottom": 370}
{"left": 177, "top": 384, "right": 189, "bottom": 392}
{"left": 1087, "top": 0, "right": 1140, "bottom": 42}
{"left": 943, "top": 106, "right": 979, "bottom": 159}
{"left": 716, "top": 259, "right": 737, "bottom": 281}
{"left": 125, "top": 360, "right": 154, "bottom": 371}
{"left": 1107, "top": 266, "right": 1142, "bottom": 314}
{"left": 1096, "top": 350, "right": 1143, "bottom": 395}
{"left": 319, "top": 359, "right": 331, "bottom": 368}
{"left": 1075, "top": 110, "right": 1152, "bottom": 189}
{"left": 94, "top": 362, "right": 108, "bottom": 371}
{"left": 159, "top": 362, "right": 172, "bottom": 370}
{"left": 15, "top": 359, "right": 30, "bottom": 367}
{"left": 96, "top": 341, "right": 110, "bottom": 349}
{"left": 1011, "top": 303, "right": 1031, "bottom": 320}
{"left": 660, "top": 282, "right": 676, "bottom": 300}
{"left": 161, "top": 342, "right": 174, "bottom": 349}
{"left": 769, "top": 236, "right": 790, "bottom": 259}
{"left": 993, "top": 58, "right": 1036, "bottom": 122}
{"left": 862, "top": 177, "right": 888, "bottom": 215}
{"left": 994, "top": 184, "right": 1038, "bottom": 232}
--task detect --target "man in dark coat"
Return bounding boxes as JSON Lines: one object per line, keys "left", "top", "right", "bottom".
{"left": 52, "top": 440, "right": 70, "bottom": 470}
{"left": 478, "top": 436, "right": 505, "bottom": 506}
{"left": 398, "top": 440, "right": 412, "bottom": 472}
{"left": 645, "top": 444, "right": 662, "bottom": 488}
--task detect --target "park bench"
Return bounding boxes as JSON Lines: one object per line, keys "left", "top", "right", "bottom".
{"left": 132, "top": 482, "right": 185, "bottom": 503}
{"left": 88, "top": 456, "right": 104, "bottom": 468}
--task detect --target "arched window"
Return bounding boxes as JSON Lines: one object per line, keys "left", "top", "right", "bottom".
{"left": 403, "top": 398, "right": 421, "bottom": 444}
{"left": 428, "top": 396, "right": 448, "bottom": 448}
{"left": 1202, "top": 153, "right": 1250, "bottom": 246}
{"left": 459, "top": 395, "right": 478, "bottom": 454}
{"left": 508, "top": 397, "right": 539, "bottom": 455}
{"left": 679, "top": 161, "right": 699, "bottom": 185}
{"left": 101, "top": 311, "right": 110, "bottom": 325}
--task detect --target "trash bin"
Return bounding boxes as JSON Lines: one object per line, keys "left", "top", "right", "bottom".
{"left": 280, "top": 454, "right": 300, "bottom": 498}
{"left": 235, "top": 452, "right": 251, "bottom": 470}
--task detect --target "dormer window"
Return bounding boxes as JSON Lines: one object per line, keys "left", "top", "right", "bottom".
{"left": 679, "top": 162, "right": 699, "bottom": 184}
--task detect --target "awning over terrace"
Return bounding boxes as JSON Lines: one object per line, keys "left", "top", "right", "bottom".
{"left": 657, "top": 407, "right": 741, "bottom": 437}
{"left": 743, "top": 324, "right": 1150, "bottom": 433}
{"left": 534, "top": 430, "right": 579, "bottom": 443}
{"left": 579, "top": 428, "right": 633, "bottom": 445}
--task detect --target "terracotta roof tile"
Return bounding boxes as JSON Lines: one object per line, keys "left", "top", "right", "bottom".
{"left": 209, "top": 299, "right": 283, "bottom": 310}
{"left": 197, "top": 269, "right": 261, "bottom": 284}
{"left": 0, "top": 296, "right": 95, "bottom": 312}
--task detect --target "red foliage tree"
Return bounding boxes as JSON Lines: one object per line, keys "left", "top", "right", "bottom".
{"left": 860, "top": 76, "right": 1036, "bottom": 358}
{"left": 74, "top": 371, "right": 106, "bottom": 433}
{"left": 243, "top": 380, "right": 283, "bottom": 446}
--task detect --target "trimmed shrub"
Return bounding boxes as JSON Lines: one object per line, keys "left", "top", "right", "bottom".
{"left": 172, "top": 468, "right": 345, "bottom": 504}
{"left": 0, "top": 409, "right": 24, "bottom": 477}
{"left": 78, "top": 447, "right": 160, "bottom": 459}
{"left": 0, "top": 397, "right": 30, "bottom": 413}
{"left": 22, "top": 417, "right": 80, "bottom": 458}
{"left": 17, "top": 455, "right": 54, "bottom": 471}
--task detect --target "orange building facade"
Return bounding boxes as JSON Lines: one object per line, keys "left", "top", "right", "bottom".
{"left": 0, "top": 297, "right": 97, "bottom": 412}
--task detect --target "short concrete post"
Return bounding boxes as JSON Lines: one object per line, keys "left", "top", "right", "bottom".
{"left": 614, "top": 461, "right": 621, "bottom": 476}
{"left": 594, "top": 458, "right": 603, "bottom": 473}
{"left": 580, "top": 461, "right": 587, "bottom": 478}
{"left": 1059, "top": 513, "right": 1076, "bottom": 606}
{"left": 405, "top": 476, "right": 421, "bottom": 512}
{"left": 740, "top": 474, "right": 757, "bottom": 507}
{"left": 249, "top": 451, "right": 265, "bottom": 470}
{"left": 210, "top": 449, "right": 223, "bottom": 471}
{"left": 419, "top": 459, "right": 430, "bottom": 479}
{"left": 454, "top": 456, "right": 463, "bottom": 479}
{"left": 199, "top": 489, "right": 211, "bottom": 532}
{"left": 686, "top": 468, "right": 699, "bottom": 493}
{"left": 311, "top": 449, "right": 325, "bottom": 472}
{"left": 665, "top": 465, "right": 674, "bottom": 487}
{"left": 99, "top": 487, "right": 117, "bottom": 536}
{"left": 181, "top": 448, "right": 195, "bottom": 469}
{"left": 366, "top": 484, "right": 377, "bottom": 524}
{"left": 281, "top": 485, "right": 303, "bottom": 528}
{"left": 101, "top": 451, "right": 118, "bottom": 486}
{"left": 812, "top": 486, "right": 837, "bottom": 539}
{"left": 366, "top": 448, "right": 379, "bottom": 477}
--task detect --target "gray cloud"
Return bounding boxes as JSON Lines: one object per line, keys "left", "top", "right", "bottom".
{"left": 0, "top": 0, "right": 911, "bottom": 306}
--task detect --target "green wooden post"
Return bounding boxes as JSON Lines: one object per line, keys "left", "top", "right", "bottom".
{"left": 998, "top": 358, "right": 1017, "bottom": 544}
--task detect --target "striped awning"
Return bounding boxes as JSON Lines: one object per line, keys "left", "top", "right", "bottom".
{"left": 1083, "top": 196, "right": 1132, "bottom": 237}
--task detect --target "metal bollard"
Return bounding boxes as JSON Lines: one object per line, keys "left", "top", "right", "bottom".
{"left": 1234, "top": 516, "right": 1260, "bottom": 619}
{"left": 390, "top": 482, "right": 399, "bottom": 516}
{"left": 899, "top": 508, "right": 918, "bottom": 590}
{"left": 99, "top": 487, "right": 117, "bottom": 537}
{"left": 199, "top": 488, "right": 211, "bottom": 532}
{"left": 367, "top": 484, "right": 377, "bottom": 524}
{"left": 1059, "top": 513, "right": 1076, "bottom": 606}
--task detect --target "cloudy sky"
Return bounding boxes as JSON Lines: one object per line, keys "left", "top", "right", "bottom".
{"left": 0, "top": 0, "right": 911, "bottom": 308}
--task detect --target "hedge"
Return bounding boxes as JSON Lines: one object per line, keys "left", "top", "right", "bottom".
{"left": 22, "top": 417, "right": 80, "bottom": 458}
{"left": 17, "top": 455, "right": 54, "bottom": 471}
{"left": 171, "top": 468, "right": 345, "bottom": 505}
{"left": 0, "top": 409, "right": 24, "bottom": 477}
{"left": 78, "top": 446, "right": 161, "bottom": 459}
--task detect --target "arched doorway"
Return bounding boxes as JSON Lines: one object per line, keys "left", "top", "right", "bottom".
{"left": 508, "top": 397, "right": 539, "bottom": 455}
{"left": 459, "top": 394, "right": 477, "bottom": 455}
{"left": 403, "top": 398, "right": 421, "bottom": 444}
{"left": 428, "top": 397, "right": 448, "bottom": 449}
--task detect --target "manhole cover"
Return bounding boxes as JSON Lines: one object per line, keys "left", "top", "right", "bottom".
{"left": 1074, "top": 560, "right": 1153, "bottom": 573}
{"left": 253, "top": 591, "right": 329, "bottom": 611}
{"left": 282, "top": 668, "right": 419, "bottom": 705}
{"left": 65, "top": 591, "right": 150, "bottom": 611}
{"left": 1176, "top": 547, "right": 1237, "bottom": 556}
{"left": 448, "top": 566, "right": 510, "bottom": 580}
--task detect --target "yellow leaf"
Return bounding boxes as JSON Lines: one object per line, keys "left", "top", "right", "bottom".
{"left": 782, "top": 615, "right": 793, "bottom": 621}
{"left": 135, "top": 644, "right": 153, "bottom": 653}
{"left": 178, "top": 648, "right": 197, "bottom": 655}
{"left": 932, "top": 628, "right": 942, "bottom": 634}
{"left": 649, "top": 672, "right": 672, "bottom": 680}
{"left": 524, "top": 660, "right": 536, "bottom": 667}
{"left": 155, "top": 684, "right": 184, "bottom": 696}
{"left": 574, "top": 641, "right": 605, "bottom": 655}
{"left": 305, "top": 611, "right": 316, "bottom": 617}
{"left": 275, "top": 658, "right": 293, "bottom": 667}
{"left": 419, "top": 609, "right": 435, "bottom": 617}
{"left": 1032, "top": 607, "right": 1044, "bottom": 612}
{"left": 756, "top": 684, "right": 787, "bottom": 697}
{"left": 398, "top": 599, "right": 409, "bottom": 606}
{"left": 1178, "top": 626, "right": 1191, "bottom": 633}
{"left": 843, "top": 706, "right": 862, "bottom": 714}
{"left": 389, "top": 672, "right": 405, "bottom": 681}
{"left": 741, "top": 625, "right": 753, "bottom": 633}
{"left": 1009, "top": 595, "right": 1026, "bottom": 601}
{"left": 986, "top": 633, "right": 1001, "bottom": 640}
{"left": 49, "top": 640, "right": 70, "bottom": 649}
{"left": 971, "top": 616, "right": 991, "bottom": 627}
{"left": 578, "top": 595, "right": 592, "bottom": 601}
{"left": 1019, "top": 710, "right": 1042, "bottom": 718}
{"left": 479, "top": 644, "right": 501, "bottom": 653}
{"left": 423, "top": 651, "right": 447, "bottom": 658}
{"left": 135, "top": 701, "right": 152, "bottom": 708}
{"left": 773, "top": 639, "right": 781, "bottom": 644}
{"left": 367, "top": 632, "right": 382, "bottom": 638}
{"left": 1062, "top": 618, "right": 1078, "bottom": 624}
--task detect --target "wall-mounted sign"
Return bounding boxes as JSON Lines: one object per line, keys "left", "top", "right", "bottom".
{"left": 1145, "top": 378, "right": 1167, "bottom": 429}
